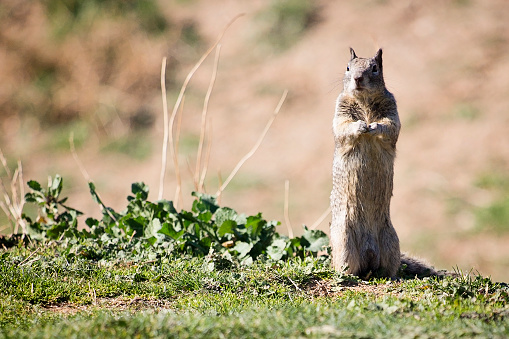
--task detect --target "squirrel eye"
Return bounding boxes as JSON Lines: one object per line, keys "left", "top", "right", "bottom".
{"left": 372, "top": 65, "right": 378, "bottom": 73}
{"left": 346, "top": 66, "right": 350, "bottom": 71}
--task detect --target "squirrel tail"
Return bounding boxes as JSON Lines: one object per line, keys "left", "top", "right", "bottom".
{"left": 399, "top": 253, "right": 457, "bottom": 278}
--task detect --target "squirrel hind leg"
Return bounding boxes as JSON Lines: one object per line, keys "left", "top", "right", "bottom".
{"left": 365, "top": 248, "right": 380, "bottom": 271}
{"left": 356, "top": 248, "right": 381, "bottom": 279}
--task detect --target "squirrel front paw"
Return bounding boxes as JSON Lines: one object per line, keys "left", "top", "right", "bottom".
{"left": 351, "top": 120, "right": 368, "bottom": 136}
{"left": 368, "top": 122, "right": 379, "bottom": 134}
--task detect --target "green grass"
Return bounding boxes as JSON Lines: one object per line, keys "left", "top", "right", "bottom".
{"left": 45, "top": 0, "right": 169, "bottom": 38}
{"left": 0, "top": 244, "right": 508, "bottom": 338}
{"left": 44, "top": 120, "right": 90, "bottom": 151}
{"left": 453, "top": 103, "right": 480, "bottom": 121}
{"left": 100, "top": 132, "right": 152, "bottom": 160}
{"left": 1, "top": 177, "right": 508, "bottom": 337}
{"left": 256, "top": 0, "right": 319, "bottom": 51}
{"left": 474, "top": 171, "right": 509, "bottom": 234}
{"left": 445, "top": 171, "right": 509, "bottom": 235}
{"left": 475, "top": 197, "right": 509, "bottom": 234}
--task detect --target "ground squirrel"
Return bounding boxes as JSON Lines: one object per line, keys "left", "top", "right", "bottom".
{"left": 330, "top": 48, "right": 438, "bottom": 279}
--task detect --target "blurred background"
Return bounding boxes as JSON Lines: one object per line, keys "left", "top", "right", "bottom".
{"left": 1, "top": 0, "right": 508, "bottom": 280}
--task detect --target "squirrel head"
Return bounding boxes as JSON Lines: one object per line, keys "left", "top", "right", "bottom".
{"left": 343, "top": 48, "right": 385, "bottom": 98}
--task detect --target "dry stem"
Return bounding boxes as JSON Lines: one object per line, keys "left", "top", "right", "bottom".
{"left": 173, "top": 96, "right": 185, "bottom": 209}
{"left": 0, "top": 150, "right": 26, "bottom": 234}
{"left": 198, "top": 123, "right": 213, "bottom": 192}
{"left": 217, "top": 170, "right": 223, "bottom": 205}
{"left": 284, "top": 179, "right": 294, "bottom": 238}
{"left": 69, "top": 134, "right": 117, "bottom": 223}
{"left": 310, "top": 206, "right": 331, "bottom": 230}
{"left": 69, "top": 133, "right": 92, "bottom": 183}
{"left": 165, "top": 14, "right": 244, "bottom": 204}
{"left": 158, "top": 57, "right": 169, "bottom": 200}
{"left": 216, "top": 89, "right": 288, "bottom": 197}
{"left": 195, "top": 45, "right": 222, "bottom": 191}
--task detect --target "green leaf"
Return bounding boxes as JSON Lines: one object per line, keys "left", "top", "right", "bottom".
{"left": 145, "top": 218, "right": 162, "bottom": 240}
{"left": 232, "top": 241, "right": 253, "bottom": 258}
{"left": 27, "top": 223, "right": 44, "bottom": 241}
{"left": 215, "top": 207, "right": 240, "bottom": 226}
{"left": 24, "top": 192, "right": 40, "bottom": 203}
{"left": 267, "top": 238, "right": 288, "bottom": 261}
{"left": 131, "top": 182, "right": 149, "bottom": 201}
{"left": 124, "top": 217, "right": 145, "bottom": 237}
{"left": 85, "top": 218, "right": 99, "bottom": 227}
{"left": 218, "top": 219, "right": 236, "bottom": 237}
{"left": 158, "top": 222, "right": 184, "bottom": 240}
{"left": 192, "top": 192, "right": 219, "bottom": 213}
{"left": 300, "top": 227, "right": 329, "bottom": 252}
{"left": 146, "top": 236, "right": 157, "bottom": 246}
{"left": 157, "top": 200, "right": 177, "bottom": 214}
{"left": 46, "top": 223, "right": 67, "bottom": 239}
{"left": 196, "top": 211, "right": 213, "bottom": 223}
{"left": 61, "top": 205, "right": 83, "bottom": 216}
{"left": 246, "top": 214, "right": 265, "bottom": 237}
{"left": 200, "top": 237, "right": 212, "bottom": 249}
{"left": 27, "top": 180, "right": 42, "bottom": 191}
{"left": 50, "top": 175, "right": 63, "bottom": 195}
{"left": 89, "top": 182, "right": 102, "bottom": 205}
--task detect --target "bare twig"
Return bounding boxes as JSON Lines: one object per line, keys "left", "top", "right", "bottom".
{"left": 310, "top": 206, "right": 331, "bottom": 230}
{"left": 0, "top": 150, "right": 26, "bottom": 234}
{"left": 0, "top": 202, "right": 11, "bottom": 227}
{"left": 158, "top": 57, "right": 169, "bottom": 200}
{"left": 284, "top": 179, "right": 294, "bottom": 238}
{"left": 17, "top": 160, "right": 24, "bottom": 209}
{"left": 167, "top": 14, "right": 244, "bottom": 205}
{"left": 0, "top": 149, "right": 11, "bottom": 178}
{"left": 89, "top": 281, "right": 97, "bottom": 305}
{"left": 69, "top": 134, "right": 117, "bottom": 223}
{"left": 173, "top": 96, "right": 185, "bottom": 209}
{"left": 288, "top": 277, "right": 302, "bottom": 291}
{"left": 217, "top": 170, "right": 223, "bottom": 205}
{"left": 69, "top": 133, "right": 91, "bottom": 183}
{"left": 216, "top": 89, "right": 288, "bottom": 197}
{"left": 199, "top": 123, "right": 213, "bottom": 192}
{"left": 19, "top": 247, "right": 42, "bottom": 266}
{"left": 195, "top": 45, "right": 222, "bottom": 191}
{"left": 10, "top": 169, "right": 19, "bottom": 213}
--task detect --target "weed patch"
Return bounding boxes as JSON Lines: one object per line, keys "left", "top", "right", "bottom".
{"left": 19, "top": 176, "right": 328, "bottom": 265}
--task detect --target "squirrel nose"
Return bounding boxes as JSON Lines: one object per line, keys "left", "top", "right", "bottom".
{"left": 354, "top": 75, "right": 364, "bottom": 85}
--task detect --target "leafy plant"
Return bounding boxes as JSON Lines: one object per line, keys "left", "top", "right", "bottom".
{"left": 20, "top": 177, "right": 329, "bottom": 263}
{"left": 23, "top": 175, "right": 82, "bottom": 240}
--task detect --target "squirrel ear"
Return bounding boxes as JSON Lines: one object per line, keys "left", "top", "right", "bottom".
{"left": 375, "top": 48, "right": 383, "bottom": 67}
{"left": 350, "top": 47, "right": 357, "bottom": 60}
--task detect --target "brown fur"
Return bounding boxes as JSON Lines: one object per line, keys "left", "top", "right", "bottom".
{"left": 330, "top": 48, "right": 402, "bottom": 278}
{"left": 329, "top": 48, "right": 451, "bottom": 279}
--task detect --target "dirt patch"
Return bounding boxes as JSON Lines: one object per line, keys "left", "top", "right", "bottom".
{"left": 43, "top": 282, "right": 402, "bottom": 314}
{"left": 43, "top": 297, "right": 173, "bottom": 315}
{"left": 306, "top": 279, "right": 401, "bottom": 298}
